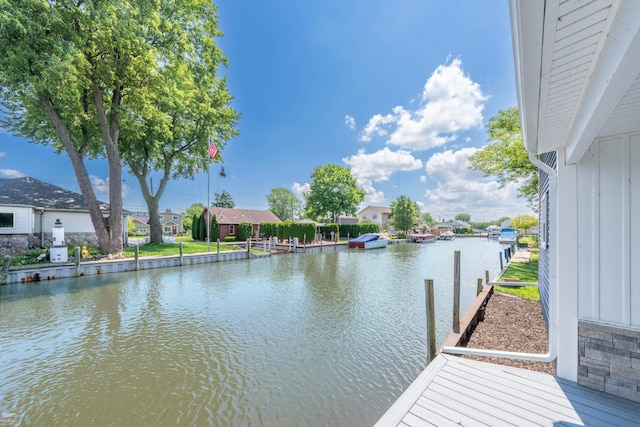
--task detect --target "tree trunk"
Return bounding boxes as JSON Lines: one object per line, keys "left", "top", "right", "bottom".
{"left": 39, "top": 95, "right": 119, "bottom": 254}
{"left": 128, "top": 157, "right": 173, "bottom": 244}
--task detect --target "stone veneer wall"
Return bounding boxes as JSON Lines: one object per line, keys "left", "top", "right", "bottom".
{"left": 578, "top": 320, "right": 640, "bottom": 403}
{"left": 0, "top": 233, "right": 100, "bottom": 257}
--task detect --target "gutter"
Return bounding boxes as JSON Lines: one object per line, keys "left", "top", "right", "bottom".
{"left": 441, "top": 150, "right": 558, "bottom": 363}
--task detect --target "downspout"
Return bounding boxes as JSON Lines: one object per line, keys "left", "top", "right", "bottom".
{"left": 441, "top": 150, "right": 558, "bottom": 362}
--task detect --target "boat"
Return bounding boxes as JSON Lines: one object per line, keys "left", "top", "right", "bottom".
{"left": 486, "top": 225, "right": 501, "bottom": 238}
{"left": 498, "top": 228, "right": 518, "bottom": 244}
{"left": 410, "top": 233, "right": 436, "bottom": 243}
{"left": 348, "top": 233, "right": 389, "bottom": 250}
{"left": 437, "top": 231, "right": 455, "bottom": 240}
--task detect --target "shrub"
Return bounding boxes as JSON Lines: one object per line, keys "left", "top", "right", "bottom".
{"left": 238, "top": 222, "right": 253, "bottom": 240}
{"left": 224, "top": 236, "right": 236, "bottom": 242}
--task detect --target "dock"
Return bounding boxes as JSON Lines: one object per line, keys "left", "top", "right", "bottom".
{"left": 375, "top": 353, "right": 640, "bottom": 426}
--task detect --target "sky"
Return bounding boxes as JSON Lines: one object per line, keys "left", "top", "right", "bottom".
{"left": 0, "top": 0, "right": 533, "bottom": 223}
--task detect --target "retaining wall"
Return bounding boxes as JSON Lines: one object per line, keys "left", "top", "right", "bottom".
{"left": 5, "top": 250, "right": 251, "bottom": 285}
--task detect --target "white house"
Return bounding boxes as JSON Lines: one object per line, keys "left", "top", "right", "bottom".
{"left": 510, "top": 0, "right": 640, "bottom": 402}
{"left": 0, "top": 176, "right": 111, "bottom": 255}
{"left": 356, "top": 206, "right": 391, "bottom": 229}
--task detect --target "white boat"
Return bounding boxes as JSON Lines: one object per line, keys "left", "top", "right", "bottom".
{"left": 348, "top": 233, "right": 389, "bottom": 250}
{"left": 437, "top": 231, "right": 455, "bottom": 240}
{"left": 498, "top": 228, "right": 518, "bottom": 244}
{"left": 410, "top": 233, "right": 436, "bottom": 243}
{"left": 486, "top": 225, "right": 501, "bottom": 238}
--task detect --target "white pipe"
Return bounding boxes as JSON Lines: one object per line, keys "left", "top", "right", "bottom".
{"left": 441, "top": 150, "right": 558, "bottom": 363}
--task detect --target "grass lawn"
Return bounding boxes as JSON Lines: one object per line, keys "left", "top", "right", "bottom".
{"left": 496, "top": 251, "right": 540, "bottom": 300}
{"left": 123, "top": 238, "right": 242, "bottom": 257}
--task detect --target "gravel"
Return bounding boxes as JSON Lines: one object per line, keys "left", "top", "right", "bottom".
{"left": 459, "top": 290, "right": 556, "bottom": 375}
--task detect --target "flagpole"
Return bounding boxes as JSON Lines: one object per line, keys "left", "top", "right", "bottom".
{"left": 207, "top": 156, "right": 210, "bottom": 252}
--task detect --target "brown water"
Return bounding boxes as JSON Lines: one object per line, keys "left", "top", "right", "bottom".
{"left": 0, "top": 239, "right": 502, "bottom": 426}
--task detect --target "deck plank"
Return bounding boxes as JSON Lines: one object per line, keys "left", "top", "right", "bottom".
{"left": 376, "top": 354, "right": 640, "bottom": 427}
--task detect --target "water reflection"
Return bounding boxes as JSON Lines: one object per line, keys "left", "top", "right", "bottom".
{"left": 0, "top": 239, "right": 502, "bottom": 426}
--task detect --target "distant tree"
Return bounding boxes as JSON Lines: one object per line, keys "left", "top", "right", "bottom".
{"left": 214, "top": 191, "right": 235, "bottom": 208}
{"left": 266, "top": 188, "right": 303, "bottom": 221}
{"left": 420, "top": 212, "right": 436, "bottom": 225}
{"left": 469, "top": 107, "right": 539, "bottom": 209}
{"left": 390, "top": 195, "right": 417, "bottom": 236}
{"left": 497, "top": 216, "right": 511, "bottom": 227}
{"left": 304, "top": 164, "right": 364, "bottom": 223}
{"left": 182, "top": 203, "right": 206, "bottom": 233}
{"left": 455, "top": 213, "right": 471, "bottom": 222}
{"left": 127, "top": 220, "right": 138, "bottom": 236}
{"left": 191, "top": 214, "right": 198, "bottom": 240}
{"left": 510, "top": 215, "right": 539, "bottom": 234}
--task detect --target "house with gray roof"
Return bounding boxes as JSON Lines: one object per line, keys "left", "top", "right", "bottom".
{"left": 0, "top": 176, "right": 111, "bottom": 255}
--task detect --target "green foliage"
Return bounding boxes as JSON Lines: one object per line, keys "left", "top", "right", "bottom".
{"left": 238, "top": 222, "right": 253, "bottom": 241}
{"left": 390, "top": 195, "right": 417, "bottom": 235}
{"left": 455, "top": 213, "right": 471, "bottom": 222}
{"left": 338, "top": 224, "right": 379, "bottom": 238}
{"left": 510, "top": 214, "right": 539, "bottom": 233}
{"left": 323, "top": 223, "right": 339, "bottom": 240}
{"left": 468, "top": 107, "right": 539, "bottom": 209}
{"left": 224, "top": 236, "right": 236, "bottom": 242}
{"left": 494, "top": 285, "right": 540, "bottom": 300}
{"left": 191, "top": 214, "right": 198, "bottom": 240}
{"left": 198, "top": 215, "right": 206, "bottom": 241}
{"left": 214, "top": 191, "right": 235, "bottom": 208}
{"left": 420, "top": 212, "right": 436, "bottom": 225}
{"left": 453, "top": 228, "right": 474, "bottom": 234}
{"left": 210, "top": 214, "right": 218, "bottom": 241}
{"left": 304, "top": 164, "right": 364, "bottom": 222}
{"left": 184, "top": 204, "right": 205, "bottom": 232}
{"left": 259, "top": 222, "right": 278, "bottom": 238}
{"left": 266, "top": 188, "right": 303, "bottom": 221}
{"left": 127, "top": 220, "right": 139, "bottom": 236}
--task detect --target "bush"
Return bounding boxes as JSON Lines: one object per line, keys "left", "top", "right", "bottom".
{"left": 224, "top": 236, "right": 236, "bottom": 242}
{"left": 238, "top": 222, "right": 253, "bottom": 241}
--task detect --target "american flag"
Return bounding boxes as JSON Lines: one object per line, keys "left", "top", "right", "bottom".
{"left": 208, "top": 136, "right": 218, "bottom": 159}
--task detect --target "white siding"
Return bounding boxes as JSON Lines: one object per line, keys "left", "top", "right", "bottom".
{"left": 39, "top": 211, "right": 97, "bottom": 233}
{"left": 577, "top": 134, "right": 640, "bottom": 327}
{"left": 0, "top": 206, "right": 34, "bottom": 234}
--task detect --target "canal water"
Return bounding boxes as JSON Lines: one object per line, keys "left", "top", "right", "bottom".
{"left": 0, "top": 238, "right": 504, "bottom": 426}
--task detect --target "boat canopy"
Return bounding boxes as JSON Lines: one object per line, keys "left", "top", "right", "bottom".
{"left": 349, "top": 233, "right": 380, "bottom": 243}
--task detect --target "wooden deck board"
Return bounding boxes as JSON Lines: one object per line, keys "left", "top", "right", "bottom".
{"left": 375, "top": 354, "right": 640, "bottom": 427}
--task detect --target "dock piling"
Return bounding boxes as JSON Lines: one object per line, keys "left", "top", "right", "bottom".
{"left": 453, "top": 250, "right": 460, "bottom": 332}
{"left": 425, "top": 279, "right": 436, "bottom": 363}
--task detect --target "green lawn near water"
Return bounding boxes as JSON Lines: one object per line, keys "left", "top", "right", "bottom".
{"left": 496, "top": 251, "right": 540, "bottom": 300}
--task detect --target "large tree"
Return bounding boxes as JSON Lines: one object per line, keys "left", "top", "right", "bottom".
{"left": 266, "top": 187, "right": 303, "bottom": 221}
{"left": 0, "top": 1, "right": 137, "bottom": 253}
{"left": 468, "top": 107, "right": 539, "bottom": 209}
{"left": 304, "top": 164, "right": 364, "bottom": 223}
{"left": 455, "top": 213, "right": 471, "bottom": 222}
{"left": 214, "top": 190, "right": 235, "bottom": 208}
{"left": 510, "top": 214, "right": 539, "bottom": 234}
{"left": 182, "top": 203, "right": 206, "bottom": 233}
{"left": 390, "top": 195, "right": 417, "bottom": 236}
{"left": 118, "top": 2, "right": 238, "bottom": 243}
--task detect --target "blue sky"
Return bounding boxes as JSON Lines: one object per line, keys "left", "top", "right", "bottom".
{"left": 0, "top": 0, "right": 532, "bottom": 223}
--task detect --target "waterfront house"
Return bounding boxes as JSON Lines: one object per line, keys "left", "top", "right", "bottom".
{"left": 510, "top": 0, "right": 640, "bottom": 401}
{"left": 202, "top": 207, "right": 282, "bottom": 240}
{"left": 129, "top": 209, "right": 183, "bottom": 236}
{"left": 0, "top": 176, "right": 111, "bottom": 255}
{"left": 356, "top": 206, "right": 391, "bottom": 229}
{"left": 445, "top": 219, "right": 472, "bottom": 231}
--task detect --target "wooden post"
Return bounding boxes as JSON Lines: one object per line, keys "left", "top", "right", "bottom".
{"left": 134, "top": 244, "right": 140, "bottom": 271}
{"left": 500, "top": 252, "right": 504, "bottom": 270}
{"left": 179, "top": 242, "right": 184, "bottom": 266}
{"left": 425, "top": 279, "right": 436, "bottom": 363}
{"left": 74, "top": 246, "right": 81, "bottom": 276}
{"left": 217, "top": 238, "right": 220, "bottom": 261}
{"left": 477, "top": 277, "right": 483, "bottom": 295}
{"left": 485, "top": 270, "right": 490, "bottom": 285}
{"left": 453, "top": 250, "right": 460, "bottom": 332}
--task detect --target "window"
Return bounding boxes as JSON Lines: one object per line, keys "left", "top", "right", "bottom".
{"left": 173, "top": 216, "right": 179, "bottom": 220}
{"left": 159, "top": 215, "right": 164, "bottom": 220}
{"left": 362, "top": 215, "right": 367, "bottom": 219}
{"left": 229, "top": 225, "right": 235, "bottom": 235}
{"left": 372, "top": 214, "right": 378, "bottom": 219}
{"left": 163, "top": 226, "right": 172, "bottom": 233}
{"left": 0, "top": 213, "right": 14, "bottom": 228}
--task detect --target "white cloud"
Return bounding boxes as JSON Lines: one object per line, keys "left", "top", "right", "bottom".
{"left": 422, "top": 148, "right": 531, "bottom": 220}
{"left": 292, "top": 182, "right": 310, "bottom": 197}
{"left": 344, "top": 115, "right": 356, "bottom": 130}
{"left": 343, "top": 147, "right": 422, "bottom": 182}
{"left": 90, "top": 175, "right": 131, "bottom": 199}
{"left": 420, "top": 175, "right": 426, "bottom": 182}
{"left": 359, "top": 58, "right": 487, "bottom": 151}
{"left": 0, "top": 169, "right": 25, "bottom": 178}
{"left": 357, "top": 178, "right": 385, "bottom": 205}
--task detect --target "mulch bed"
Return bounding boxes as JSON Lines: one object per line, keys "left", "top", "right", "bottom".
{"left": 459, "top": 290, "right": 556, "bottom": 375}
